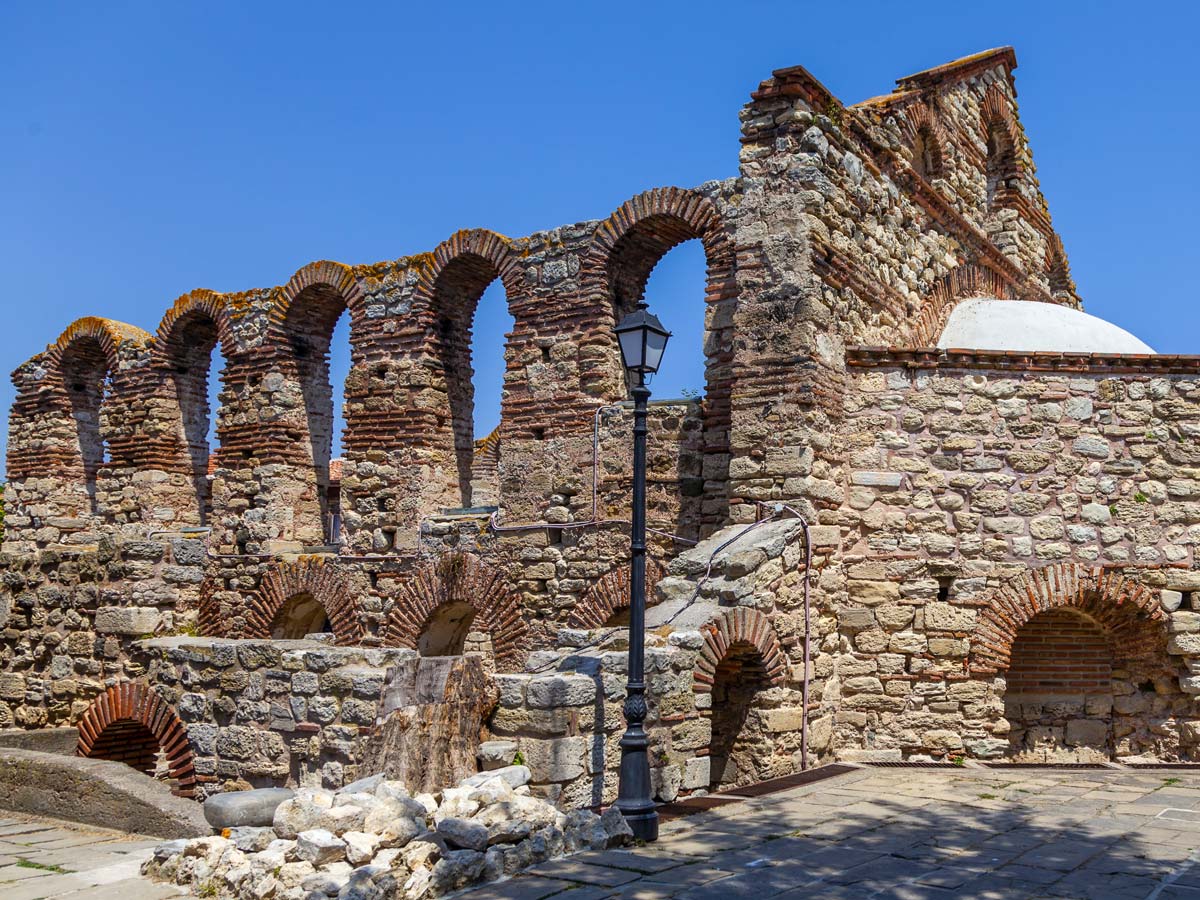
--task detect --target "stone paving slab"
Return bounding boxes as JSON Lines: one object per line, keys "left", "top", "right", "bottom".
{"left": 0, "top": 813, "right": 183, "bottom": 899}
{"left": 456, "top": 767, "right": 1200, "bottom": 900}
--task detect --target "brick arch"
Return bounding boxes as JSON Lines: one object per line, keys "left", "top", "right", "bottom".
{"left": 243, "top": 557, "right": 365, "bottom": 645}
{"left": 900, "top": 103, "right": 948, "bottom": 181}
{"left": 269, "top": 260, "right": 366, "bottom": 328}
{"left": 910, "top": 263, "right": 1020, "bottom": 347}
{"left": 414, "top": 229, "right": 524, "bottom": 507}
{"left": 76, "top": 682, "right": 196, "bottom": 797}
{"left": 693, "top": 608, "right": 787, "bottom": 693}
{"left": 383, "top": 552, "right": 527, "bottom": 670}
{"left": 48, "top": 316, "right": 149, "bottom": 375}
{"left": 567, "top": 558, "right": 666, "bottom": 629}
{"left": 152, "top": 289, "right": 235, "bottom": 363}
{"left": 416, "top": 228, "right": 525, "bottom": 309}
{"left": 979, "top": 85, "right": 1021, "bottom": 210}
{"left": 582, "top": 186, "right": 736, "bottom": 530}
{"left": 970, "top": 563, "right": 1166, "bottom": 675}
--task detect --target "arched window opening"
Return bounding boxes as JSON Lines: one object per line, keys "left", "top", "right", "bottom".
{"left": 912, "top": 125, "right": 941, "bottom": 181}
{"left": 284, "top": 286, "right": 350, "bottom": 544}
{"left": 418, "top": 601, "right": 477, "bottom": 656}
{"left": 85, "top": 719, "right": 166, "bottom": 779}
{"left": 1003, "top": 608, "right": 1112, "bottom": 762}
{"left": 165, "top": 313, "right": 222, "bottom": 524}
{"left": 637, "top": 239, "right": 707, "bottom": 401}
{"left": 59, "top": 337, "right": 111, "bottom": 514}
{"left": 985, "top": 120, "right": 1016, "bottom": 212}
{"left": 615, "top": 236, "right": 709, "bottom": 539}
{"left": 432, "top": 260, "right": 512, "bottom": 508}
{"left": 270, "top": 591, "right": 331, "bottom": 639}
{"left": 708, "top": 641, "right": 769, "bottom": 790}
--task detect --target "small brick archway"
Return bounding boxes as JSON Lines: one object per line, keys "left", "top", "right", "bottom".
{"left": 567, "top": 559, "right": 666, "bottom": 630}
{"left": 383, "top": 552, "right": 527, "bottom": 670}
{"left": 243, "top": 557, "right": 365, "bottom": 645}
{"left": 969, "top": 563, "right": 1165, "bottom": 676}
{"left": 76, "top": 683, "right": 196, "bottom": 797}
{"left": 693, "top": 608, "right": 788, "bottom": 789}
{"left": 693, "top": 608, "right": 788, "bottom": 694}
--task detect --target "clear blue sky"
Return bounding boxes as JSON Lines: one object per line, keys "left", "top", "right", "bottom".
{"left": 3, "top": 1, "right": 1196, "bottom": 467}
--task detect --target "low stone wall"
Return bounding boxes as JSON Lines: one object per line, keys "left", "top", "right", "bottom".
{"left": 0, "top": 535, "right": 206, "bottom": 729}
{"left": 0, "top": 746, "right": 209, "bottom": 837}
{"left": 136, "top": 638, "right": 414, "bottom": 798}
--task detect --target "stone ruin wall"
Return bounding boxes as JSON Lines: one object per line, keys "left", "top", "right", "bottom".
{"left": 3, "top": 48, "right": 1197, "bottom": 809}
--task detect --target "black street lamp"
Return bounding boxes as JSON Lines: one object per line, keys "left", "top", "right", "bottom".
{"left": 613, "top": 301, "right": 670, "bottom": 843}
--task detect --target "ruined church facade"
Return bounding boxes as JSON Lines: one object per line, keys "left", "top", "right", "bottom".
{"left": 3, "top": 47, "right": 1199, "bottom": 805}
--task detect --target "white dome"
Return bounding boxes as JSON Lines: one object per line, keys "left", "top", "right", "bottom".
{"left": 937, "top": 298, "right": 1155, "bottom": 354}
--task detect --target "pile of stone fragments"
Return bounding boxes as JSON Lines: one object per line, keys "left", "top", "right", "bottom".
{"left": 143, "top": 765, "right": 632, "bottom": 899}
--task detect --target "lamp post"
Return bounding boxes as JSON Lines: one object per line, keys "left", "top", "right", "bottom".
{"left": 613, "top": 301, "right": 670, "bottom": 843}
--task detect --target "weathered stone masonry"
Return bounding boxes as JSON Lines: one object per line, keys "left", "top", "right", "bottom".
{"left": 4, "top": 47, "right": 1198, "bottom": 805}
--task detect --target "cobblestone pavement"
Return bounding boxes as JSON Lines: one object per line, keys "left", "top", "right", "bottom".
{"left": 458, "top": 766, "right": 1200, "bottom": 900}
{"left": 0, "top": 814, "right": 183, "bottom": 900}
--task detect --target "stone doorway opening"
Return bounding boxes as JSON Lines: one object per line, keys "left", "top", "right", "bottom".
{"left": 1003, "top": 608, "right": 1114, "bottom": 761}
{"left": 270, "top": 591, "right": 331, "bottom": 640}
{"left": 708, "top": 640, "right": 769, "bottom": 790}
{"left": 418, "top": 601, "right": 477, "bottom": 657}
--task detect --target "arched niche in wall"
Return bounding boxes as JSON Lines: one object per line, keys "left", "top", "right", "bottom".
{"left": 48, "top": 318, "right": 129, "bottom": 515}
{"left": 274, "top": 262, "right": 362, "bottom": 545}
{"left": 980, "top": 87, "right": 1020, "bottom": 213}
{"left": 243, "top": 557, "right": 364, "bottom": 645}
{"left": 153, "top": 290, "right": 233, "bottom": 524}
{"left": 419, "top": 230, "right": 522, "bottom": 509}
{"left": 902, "top": 104, "right": 946, "bottom": 183}
{"left": 383, "top": 552, "right": 527, "bottom": 670}
{"left": 582, "top": 187, "right": 737, "bottom": 533}
{"left": 76, "top": 682, "right": 197, "bottom": 797}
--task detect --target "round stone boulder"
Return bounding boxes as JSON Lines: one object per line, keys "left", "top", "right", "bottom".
{"left": 204, "top": 787, "right": 296, "bottom": 830}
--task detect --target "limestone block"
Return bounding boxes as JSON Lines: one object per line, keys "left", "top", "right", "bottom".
{"left": 437, "top": 817, "right": 489, "bottom": 852}
{"left": 924, "top": 603, "right": 976, "bottom": 632}
{"left": 94, "top": 606, "right": 163, "bottom": 635}
{"left": 477, "top": 741, "right": 518, "bottom": 771}
{"left": 848, "top": 580, "right": 900, "bottom": 606}
{"left": 1162, "top": 590, "right": 1184, "bottom": 613}
{"left": 519, "top": 736, "right": 586, "bottom": 783}
{"left": 922, "top": 729, "right": 963, "bottom": 751}
{"left": 888, "top": 632, "right": 927, "bottom": 654}
{"left": 1170, "top": 612, "right": 1200, "bottom": 634}
{"left": 296, "top": 828, "right": 346, "bottom": 866}
{"left": 1168, "top": 633, "right": 1200, "bottom": 656}
{"left": 762, "top": 707, "right": 807, "bottom": 732}
{"left": 1065, "top": 719, "right": 1107, "bottom": 748}
{"left": 527, "top": 675, "right": 596, "bottom": 709}
{"left": 681, "top": 756, "right": 711, "bottom": 790}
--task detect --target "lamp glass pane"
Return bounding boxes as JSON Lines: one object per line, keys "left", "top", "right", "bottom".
{"left": 618, "top": 326, "right": 645, "bottom": 370}
{"left": 644, "top": 329, "right": 669, "bottom": 373}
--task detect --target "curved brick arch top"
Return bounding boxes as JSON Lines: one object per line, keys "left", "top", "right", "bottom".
{"left": 416, "top": 228, "right": 525, "bottom": 309}
{"left": 970, "top": 564, "right": 1166, "bottom": 675}
{"left": 693, "top": 608, "right": 788, "bottom": 693}
{"left": 76, "top": 682, "right": 196, "bottom": 797}
{"left": 900, "top": 102, "right": 948, "bottom": 180}
{"left": 243, "top": 557, "right": 365, "bottom": 645}
{"left": 567, "top": 558, "right": 666, "bottom": 630}
{"left": 383, "top": 552, "right": 527, "bottom": 670}
{"left": 909, "top": 264, "right": 1018, "bottom": 347}
{"left": 47, "top": 316, "right": 151, "bottom": 386}
{"left": 152, "top": 289, "right": 234, "bottom": 364}
{"left": 269, "top": 260, "right": 365, "bottom": 330}
{"left": 582, "top": 186, "right": 736, "bottom": 320}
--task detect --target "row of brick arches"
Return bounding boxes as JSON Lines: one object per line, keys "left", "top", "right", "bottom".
{"left": 198, "top": 553, "right": 665, "bottom": 670}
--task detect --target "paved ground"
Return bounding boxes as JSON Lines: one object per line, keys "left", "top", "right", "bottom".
{"left": 0, "top": 814, "right": 183, "bottom": 900}
{"left": 460, "top": 766, "right": 1200, "bottom": 900}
